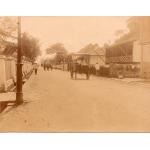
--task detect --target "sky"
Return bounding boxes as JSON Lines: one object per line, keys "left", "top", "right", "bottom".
{"left": 21, "top": 16, "right": 129, "bottom": 53}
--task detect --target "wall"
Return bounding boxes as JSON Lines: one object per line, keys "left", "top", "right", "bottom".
{"left": 89, "top": 55, "right": 105, "bottom": 66}
{"left": 132, "top": 41, "right": 141, "bottom": 62}
{"left": 0, "top": 56, "right": 6, "bottom": 91}
{"left": 0, "top": 55, "right": 33, "bottom": 92}
{"left": 140, "top": 17, "right": 150, "bottom": 78}
{"left": 141, "top": 43, "right": 150, "bottom": 78}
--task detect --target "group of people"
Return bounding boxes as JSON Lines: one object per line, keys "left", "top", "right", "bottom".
{"left": 33, "top": 61, "right": 53, "bottom": 75}
{"left": 69, "top": 60, "right": 91, "bottom": 80}
{"left": 43, "top": 63, "right": 53, "bottom": 71}
{"left": 40, "top": 59, "right": 53, "bottom": 71}
{"left": 68, "top": 56, "right": 102, "bottom": 80}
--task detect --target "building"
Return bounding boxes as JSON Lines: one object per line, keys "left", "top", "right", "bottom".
{"left": 127, "top": 17, "right": 150, "bottom": 78}
{"left": 105, "top": 16, "right": 150, "bottom": 78}
{"left": 76, "top": 45, "right": 105, "bottom": 67}
{"left": 139, "top": 17, "right": 150, "bottom": 78}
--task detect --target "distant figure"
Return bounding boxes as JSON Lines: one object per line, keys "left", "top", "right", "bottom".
{"left": 70, "top": 61, "right": 77, "bottom": 79}
{"left": 34, "top": 63, "right": 39, "bottom": 75}
{"left": 95, "top": 62, "right": 100, "bottom": 76}
{"left": 43, "top": 62, "right": 46, "bottom": 71}
{"left": 49, "top": 64, "right": 53, "bottom": 70}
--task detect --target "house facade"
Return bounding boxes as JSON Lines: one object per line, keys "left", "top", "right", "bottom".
{"left": 105, "top": 16, "right": 150, "bottom": 78}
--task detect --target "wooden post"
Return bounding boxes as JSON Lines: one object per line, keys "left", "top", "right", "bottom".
{"left": 16, "top": 16, "right": 23, "bottom": 105}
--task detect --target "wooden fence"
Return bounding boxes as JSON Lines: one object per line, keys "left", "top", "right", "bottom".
{"left": 0, "top": 55, "right": 34, "bottom": 92}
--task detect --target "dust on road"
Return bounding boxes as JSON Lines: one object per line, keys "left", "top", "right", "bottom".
{"left": 0, "top": 69, "right": 150, "bottom": 132}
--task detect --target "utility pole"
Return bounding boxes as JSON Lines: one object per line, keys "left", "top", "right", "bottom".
{"left": 16, "top": 16, "right": 23, "bottom": 105}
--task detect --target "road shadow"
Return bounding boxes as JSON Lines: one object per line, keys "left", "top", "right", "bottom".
{"left": 71, "top": 78, "right": 89, "bottom": 80}
{"left": 0, "top": 100, "right": 33, "bottom": 115}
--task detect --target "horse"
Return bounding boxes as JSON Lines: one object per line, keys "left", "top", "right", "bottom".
{"left": 70, "top": 62, "right": 90, "bottom": 80}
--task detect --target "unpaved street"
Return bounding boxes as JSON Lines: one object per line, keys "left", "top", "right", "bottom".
{"left": 0, "top": 68, "right": 150, "bottom": 132}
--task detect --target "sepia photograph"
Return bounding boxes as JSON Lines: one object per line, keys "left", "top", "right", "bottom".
{"left": 0, "top": 16, "right": 150, "bottom": 132}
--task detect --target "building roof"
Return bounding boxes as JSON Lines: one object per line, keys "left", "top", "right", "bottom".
{"left": 78, "top": 48, "right": 105, "bottom": 56}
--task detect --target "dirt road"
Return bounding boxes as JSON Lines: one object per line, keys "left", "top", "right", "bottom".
{"left": 0, "top": 68, "right": 150, "bottom": 132}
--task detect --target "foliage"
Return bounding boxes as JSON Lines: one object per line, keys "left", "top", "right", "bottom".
{"left": 46, "top": 43, "right": 68, "bottom": 64}
{"left": 0, "top": 17, "right": 40, "bottom": 60}
{"left": 0, "top": 17, "right": 17, "bottom": 40}
{"left": 46, "top": 43, "right": 67, "bottom": 54}
{"left": 0, "top": 17, "right": 17, "bottom": 52}
{"left": 21, "top": 32, "right": 41, "bottom": 60}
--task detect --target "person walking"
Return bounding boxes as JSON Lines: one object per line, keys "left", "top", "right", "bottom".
{"left": 34, "top": 63, "right": 39, "bottom": 75}
{"left": 95, "top": 62, "right": 100, "bottom": 76}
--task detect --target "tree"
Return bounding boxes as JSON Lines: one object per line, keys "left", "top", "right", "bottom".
{"left": 46, "top": 43, "right": 68, "bottom": 64}
{"left": 0, "top": 17, "right": 17, "bottom": 53}
{"left": 0, "top": 17, "right": 41, "bottom": 60}
{"left": 21, "top": 32, "right": 41, "bottom": 61}
{"left": 0, "top": 17, "right": 17, "bottom": 40}
{"left": 46, "top": 43, "right": 67, "bottom": 54}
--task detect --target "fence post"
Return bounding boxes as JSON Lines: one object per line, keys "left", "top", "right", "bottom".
{"left": 10, "top": 57, "right": 16, "bottom": 80}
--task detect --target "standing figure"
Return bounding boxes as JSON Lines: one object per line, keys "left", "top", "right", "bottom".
{"left": 43, "top": 61, "right": 46, "bottom": 71}
{"left": 95, "top": 62, "right": 100, "bottom": 76}
{"left": 34, "top": 63, "right": 39, "bottom": 75}
{"left": 50, "top": 64, "right": 53, "bottom": 70}
{"left": 70, "top": 61, "right": 77, "bottom": 79}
